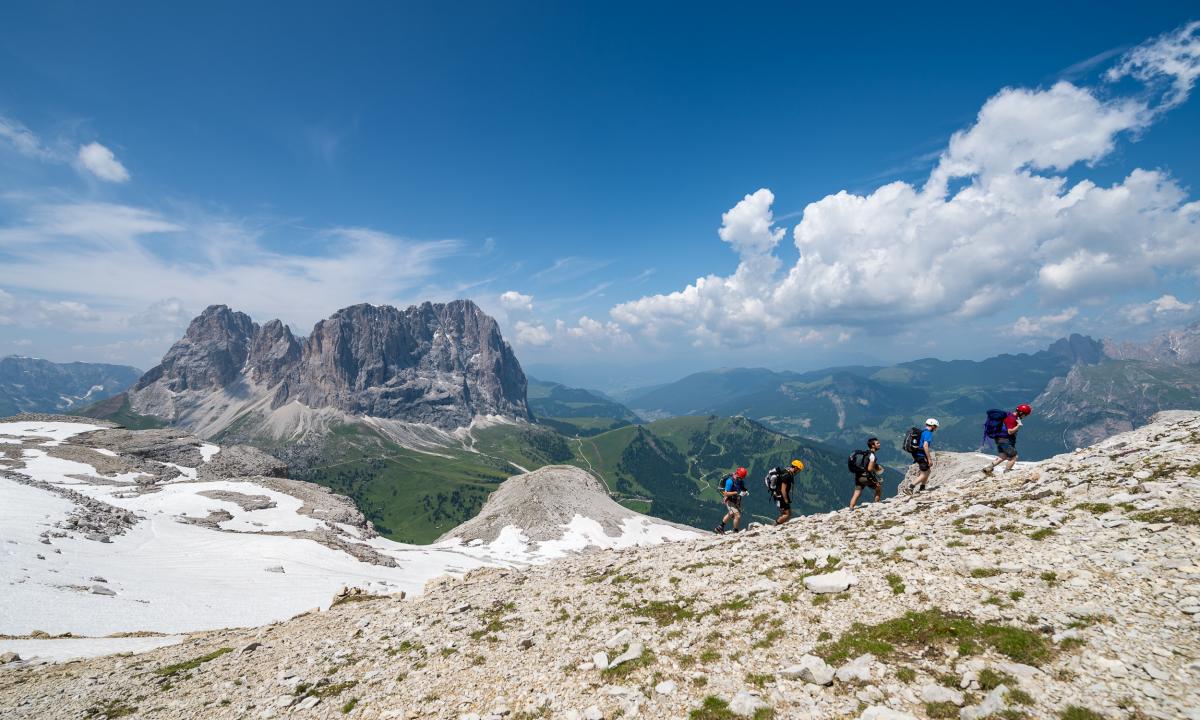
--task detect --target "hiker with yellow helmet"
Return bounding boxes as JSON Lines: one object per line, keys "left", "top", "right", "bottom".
{"left": 764, "top": 459, "right": 806, "bottom": 525}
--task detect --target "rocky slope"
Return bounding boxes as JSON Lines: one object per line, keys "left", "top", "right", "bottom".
{"left": 3, "top": 412, "right": 1197, "bottom": 719}
{"left": 0, "top": 356, "right": 141, "bottom": 417}
{"left": 124, "top": 300, "right": 530, "bottom": 437}
{"left": 0, "top": 414, "right": 694, "bottom": 661}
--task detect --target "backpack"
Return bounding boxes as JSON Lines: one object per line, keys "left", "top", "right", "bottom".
{"left": 847, "top": 450, "right": 871, "bottom": 476}
{"left": 902, "top": 426, "right": 923, "bottom": 454}
{"left": 983, "top": 409, "right": 1010, "bottom": 439}
{"left": 718, "top": 474, "right": 745, "bottom": 496}
{"left": 764, "top": 467, "right": 789, "bottom": 496}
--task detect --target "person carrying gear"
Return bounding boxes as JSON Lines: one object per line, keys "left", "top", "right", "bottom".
{"left": 848, "top": 437, "right": 883, "bottom": 510}
{"left": 982, "top": 404, "right": 1032, "bottom": 475}
{"left": 714, "top": 467, "right": 749, "bottom": 534}
{"left": 765, "top": 459, "right": 804, "bottom": 525}
{"left": 904, "top": 418, "right": 938, "bottom": 495}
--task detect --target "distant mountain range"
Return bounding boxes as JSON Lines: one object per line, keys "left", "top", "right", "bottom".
{"left": 620, "top": 328, "right": 1200, "bottom": 461}
{"left": 61, "top": 302, "right": 1200, "bottom": 541}
{"left": 0, "top": 356, "right": 141, "bottom": 417}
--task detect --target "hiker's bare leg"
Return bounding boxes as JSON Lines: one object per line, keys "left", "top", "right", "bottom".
{"left": 1005, "top": 455, "right": 1018, "bottom": 471}
{"left": 731, "top": 509, "right": 740, "bottom": 531}
{"left": 849, "top": 487, "right": 862, "bottom": 509}
{"left": 873, "top": 486, "right": 882, "bottom": 503}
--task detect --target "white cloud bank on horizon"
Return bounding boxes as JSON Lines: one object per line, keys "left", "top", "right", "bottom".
{"left": 0, "top": 199, "right": 464, "bottom": 358}
{"left": 610, "top": 22, "right": 1200, "bottom": 348}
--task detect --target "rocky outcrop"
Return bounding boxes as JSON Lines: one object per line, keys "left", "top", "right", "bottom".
{"left": 438, "top": 465, "right": 697, "bottom": 544}
{"left": 4, "top": 412, "right": 1198, "bottom": 718}
{"left": 128, "top": 300, "right": 530, "bottom": 433}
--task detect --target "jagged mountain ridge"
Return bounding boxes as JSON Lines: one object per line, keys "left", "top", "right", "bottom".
{"left": 0, "top": 357, "right": 141, "bottom": 417}
{"left": 127, "top": 300, "right": 530, "bottom": 435}
{"left": 1103, "top": 320, "right": 1200, "bottom": 365}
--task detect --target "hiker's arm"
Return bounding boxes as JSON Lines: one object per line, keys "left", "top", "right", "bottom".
{"left": 923, "top": 442, "right": 933, "bottom": 465}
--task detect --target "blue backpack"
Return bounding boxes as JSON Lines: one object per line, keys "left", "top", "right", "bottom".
{"left": 981, "top": 409, "right": 1010, "bottom": 449}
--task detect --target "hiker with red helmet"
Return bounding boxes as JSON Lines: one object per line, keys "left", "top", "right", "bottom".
{"left": 714, "top": 466, "right": 749, "bottom": 534}
{"left": 982, "top": 404, "right": 1032, "bottom": 475}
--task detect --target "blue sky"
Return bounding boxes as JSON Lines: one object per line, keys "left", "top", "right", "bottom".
{"left": 1, "top": 2, "right": 1198, "bottom": 390}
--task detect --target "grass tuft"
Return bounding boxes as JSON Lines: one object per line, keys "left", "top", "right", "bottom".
{"left": 153, "top": 647, "right": 233, "bottom": 677}
{"left": 1060, "top": 707, "right": 1105, "bottom": 720}
{"left": 815, "top": 610, "right": 1053, "bottom": 666}
{"left": 885, "top": 573, "right": 905, "bottom": 595}
{"left": 1130, "top": 507, "right": 1200, "bottom": 526}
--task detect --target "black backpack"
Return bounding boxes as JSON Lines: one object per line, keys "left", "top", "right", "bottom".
{"left": 764, "top": 467, "right": 789, "bottom": 496}
{"left": 902, "top": 426, "right": 923, "bottom": 454}
{"left": 717, "top": 474, "right": 745, "bottom": 496}
{"left": 847, "top": 450, "right": 871, "bottom": 475}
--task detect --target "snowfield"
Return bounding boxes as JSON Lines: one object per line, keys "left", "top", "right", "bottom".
{"left": 0, "top": 420, "right": 695, "bottom": 663}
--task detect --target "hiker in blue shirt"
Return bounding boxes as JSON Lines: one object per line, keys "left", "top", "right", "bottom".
{"left": 714, "top": 467, "right": 748, "bottom": 534}
{"left": 904, "top": 418, "right": 939, "bottom": 495}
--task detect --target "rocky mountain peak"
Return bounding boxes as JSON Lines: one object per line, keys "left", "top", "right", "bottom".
{"left": 129, "top": 299, "right": 530, "bottom": 431}
{"left": 1045, "top": 333, "right": 1103, "bottom": 365}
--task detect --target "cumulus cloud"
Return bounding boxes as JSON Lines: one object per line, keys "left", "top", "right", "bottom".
{"left": 499, "top": 290, "right": 533, "bottom": 311}
{"left": 513, "top": 320, "right": 551, "bottom": 346}
{"left": 77, "top": 142, "right": 130, "bottom": 182}
{"left": 1009, "top": 307, "right": 1079, "bottom": 337}
{"left": 719, "top": 189, "right": 785, "bottom": 256}
{"left": 612, "top": 24, "right": 1200, "bottom": 348}
{"left": 1120, "top": 294, "right": 1194, "bottom": 324}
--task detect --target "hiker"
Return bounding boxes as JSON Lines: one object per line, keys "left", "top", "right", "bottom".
{"left": 765, "top": 460, "right": 804, "bottom": 524}
{"left": 848, "top": 437, "right": 883, "bottom": 510}
{"left": 714, "top": 467, "right": 748, "bottom": 534}
{"left": 982, "top": 404, "right": 1032, "bottom": 475}
{"left": 904, "top": 418, "right": 938, "bottom": 495}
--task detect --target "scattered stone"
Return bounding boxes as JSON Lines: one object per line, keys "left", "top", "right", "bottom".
{"left": 607, "top": 642, "right": 643, "bottom": 670}
{"left": 89, "top": 585, "right": 116, "bottom": 596}
{"left": 728, "top": 690, "right": 767, "bottom": 717}
{"left": 921, "top": 684, "right": 964, "bottom": 706}
{"left": 0, "top": 652, "right": 19, "bottom": 664}
{"left": 654, "top": 680, "right": 676, "bottom": 695}
{"left": 835, "top": 654, "right": 874, "bottom": 683}
{"left": 858, "top": 706, "right": 918, "bottom": 720}
{"left": 803, "top": 570, "right": 857, "bottom": 594}
{"left": 781, "top": 655, "right": 834, "bottom": 685}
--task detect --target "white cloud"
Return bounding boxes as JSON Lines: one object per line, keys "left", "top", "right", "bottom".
{"left": 77, "top": 142, "right": 130, "bottom": 183}
{"left": 33, "top": 300, "right": 100, "bottom": 326}
{"left": 0, "top": 200, "right": 463, "bottom": 344}
{"left": 127, "top": 298, "right": 193, "bottom": 330}
{"left": 0, "top": 115, "right": 50, "bottom": 159}
{"left": 566, "top": 316, "right": 631, "bottom": 346}
{"left": 611, "top": 27, "right": 1200, "bottom": 348}
{"left": 12, "top": 338, "right": 32, "bottom": 347}
{"left": 719, "top": 188, "right": 785, "bottom": 256}
{"left": 1120, "top": 294, "right": 1194, "bottom": 324}
{"left": 513, "top": 320, "right": 551, "bottom": 346}
{"left": 499, "top": 290, "right": 533, "bottom": 311}
{"left": 1107, "top": 21, "right": 1200, "bottom": 111}
{"left": 1008, "top": 307, "right": 1079, "bottom": 337}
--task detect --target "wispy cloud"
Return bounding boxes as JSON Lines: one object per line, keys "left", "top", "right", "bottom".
{"left": 530, "top": 256, "right": 613, "bottom": 282}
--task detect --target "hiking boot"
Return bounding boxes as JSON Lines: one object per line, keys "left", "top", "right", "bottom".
{"left": 901, "top": 485, "right": 914, "bottom": 497}
{"left": 981, "top": 465, "right": 994, "bottom": 475}
{"left": 713, "top": 525, "right": 725, "bottom": 535}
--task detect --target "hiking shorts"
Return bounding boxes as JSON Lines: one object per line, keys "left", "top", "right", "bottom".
{"left": 911, "top": 452, "right": 930, "bottom": 472}
{"left": 724, "top": 496, "right": 742, "bottom": 513}
{"left": 775, "top": 496, "right": 791, "bottom": 511}
{"left": 996, "top": 440, "right": 1017, "bottom": 459}
{"left": 855, "top": 474, "right": 880, "bottom": 490}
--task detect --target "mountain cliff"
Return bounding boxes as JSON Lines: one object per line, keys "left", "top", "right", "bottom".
{"left": 0, "top": 357, "right": 141, "bottom": 417}
{"left": 1103, "top": 321, "right": 1200, "bottom": 365}
{"left": 126, "top": 300, "right": 530, "bottom": 434}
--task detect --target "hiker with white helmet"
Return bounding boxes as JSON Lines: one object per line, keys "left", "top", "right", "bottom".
{"left": 903, "top": 418, "right": 939, "bottom": 495}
